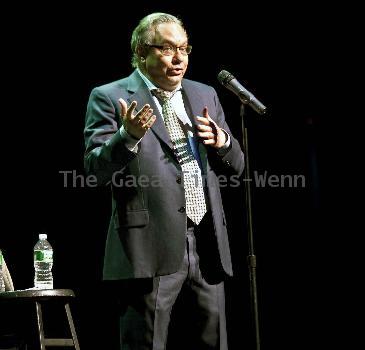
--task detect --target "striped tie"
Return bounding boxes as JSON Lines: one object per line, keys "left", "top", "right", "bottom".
{"left": 153, "top": 88, "right": 207, "bottom": 225}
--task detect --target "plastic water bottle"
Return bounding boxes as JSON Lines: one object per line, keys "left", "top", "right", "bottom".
{"left": 34, "top": 234, "right": 53, "bottom": 289}
{"left": 0, "top": 249, "right": 5, "bottom": 292}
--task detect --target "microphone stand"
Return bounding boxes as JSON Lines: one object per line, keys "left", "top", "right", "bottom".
{"left": 240, "top": 104, "right": 261, "bottom": 350}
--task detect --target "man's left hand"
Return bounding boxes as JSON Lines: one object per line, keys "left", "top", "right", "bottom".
{"left": 196, "top": 107, "right": 226, "bottom": 149}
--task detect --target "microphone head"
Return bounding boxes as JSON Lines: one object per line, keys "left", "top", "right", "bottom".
{"left": 217, "top": 70, "right": 235, "bottom": 86}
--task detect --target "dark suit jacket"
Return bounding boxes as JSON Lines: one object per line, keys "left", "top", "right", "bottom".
{"left": 84, "top": 70, "right": 245, "bottom": 280}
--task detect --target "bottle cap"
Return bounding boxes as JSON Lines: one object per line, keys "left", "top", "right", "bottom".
{"left": 39, "top": 233, "right": 47, "bottom": 239}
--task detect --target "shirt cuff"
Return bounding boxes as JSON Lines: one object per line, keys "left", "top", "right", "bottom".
{"left": 120, "top": 126, "right": 141, "bottom": 153}
{"left": 217, "top": 129, "right": 231, "bottom": 156}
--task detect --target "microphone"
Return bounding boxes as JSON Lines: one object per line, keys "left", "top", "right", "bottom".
{"left": 218, "top": 70, "right": 267, "bottom": 115}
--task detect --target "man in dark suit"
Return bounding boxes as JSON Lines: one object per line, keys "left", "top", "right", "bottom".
{"left": 84, "top": 12, "right": 245, "bottom": 350}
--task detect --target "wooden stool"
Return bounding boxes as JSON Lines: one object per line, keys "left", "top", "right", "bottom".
{"left": 0, "top": 289, "right": 80, "bottom": 350}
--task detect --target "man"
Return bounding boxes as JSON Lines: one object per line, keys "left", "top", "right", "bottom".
{"left": 84, "top": 12, "right": 245, "bottom": 350}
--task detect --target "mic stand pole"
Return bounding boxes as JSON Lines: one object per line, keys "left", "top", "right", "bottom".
{"left": 240, "top": 104, "right": 261, "bottom": 350}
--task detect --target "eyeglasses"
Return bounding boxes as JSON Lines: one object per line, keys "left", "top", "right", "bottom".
{"left": 146, "top": 44, "right": 192, "bottom": 56}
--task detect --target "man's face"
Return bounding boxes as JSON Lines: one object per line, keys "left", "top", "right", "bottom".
{"left": 142, "top": 22, "right": 189, "bottom": 91}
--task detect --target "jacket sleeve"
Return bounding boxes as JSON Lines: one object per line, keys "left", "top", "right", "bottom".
{"left": 209, "top": 86, "right": 245, "bottom": 177}
{"left": 84, "top": 87, "right": 137, "bottom": 185}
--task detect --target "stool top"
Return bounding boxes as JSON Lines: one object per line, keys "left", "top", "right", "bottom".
{"left": 0, "top": 289, "right": 75, "bottom": 301}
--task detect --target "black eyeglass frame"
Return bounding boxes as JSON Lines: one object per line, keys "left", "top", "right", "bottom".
{"left": 145, "top": 44, "right": 192, "bottom": 56}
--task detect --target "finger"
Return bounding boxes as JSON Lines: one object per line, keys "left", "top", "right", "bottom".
{"left": 118, "top": 98, "right": 128, "bottom": 118}
{"left": 196, "top": 116, "right": 210, "bottom": 125}
{"left": 197, "top": 131, "right": 215, "bottom": 139}
{"left": 133, "top": 105, "right": 151, "bottom": 125}
{"left": 203, "top": 139, "right": 216, "bottom": 145}
{"left": 203, "top": 106, "right": 209, "bottom": 118}
{"left": 138, "top": 108, "right": 153, "bottom": 124}
{"left": 143, "top": 115, "right": 156, "bottom": 129}
{"left": 127, "top": 101, "right": 138, "bottom": 120}
{"left": 196, "top": 124, "right": 213, "bottom": 132}
{"left": 136, "top": 104, "right": 151, "bottom": 117}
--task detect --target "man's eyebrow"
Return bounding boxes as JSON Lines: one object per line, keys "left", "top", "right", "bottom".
{"left": 159, "top": 40, "right": 188, "bottom": 46}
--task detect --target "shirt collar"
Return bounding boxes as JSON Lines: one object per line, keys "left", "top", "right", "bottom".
{"left": 136, "top": 68, "right": 182, "bottom": 93}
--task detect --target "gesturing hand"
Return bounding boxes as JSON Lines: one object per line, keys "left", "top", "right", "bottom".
{"left": 196, "top": 107, "right": 227, "bottom": 149}
{"left": 119, "top": 98, "right": 156, "bottom": 139}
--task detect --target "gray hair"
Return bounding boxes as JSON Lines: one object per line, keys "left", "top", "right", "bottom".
{"left": 131, "top": 12, "right": 186, "bottom": 68}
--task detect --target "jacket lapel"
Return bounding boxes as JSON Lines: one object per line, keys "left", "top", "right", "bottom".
{"left": 126, "top": 71, "right": 173, "bottom": 149}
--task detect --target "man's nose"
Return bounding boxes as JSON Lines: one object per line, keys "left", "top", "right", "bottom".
{"left": 172, "top": 50, "right": 184, "bottom": 61}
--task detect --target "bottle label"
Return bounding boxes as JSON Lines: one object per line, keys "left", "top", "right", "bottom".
{"left": 34, "top": 250, "right": 53, "bottom": 262}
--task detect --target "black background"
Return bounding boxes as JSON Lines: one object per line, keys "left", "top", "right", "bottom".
{"left": 1, "top": 2, "right": 344, "bottom": 349}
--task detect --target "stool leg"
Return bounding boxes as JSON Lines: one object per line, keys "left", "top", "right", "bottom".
{"left": 64, "top": 303, "right": 80, "bottom": 350}
{"left": 35, "top": 302, "right": 46, "bottom": 350}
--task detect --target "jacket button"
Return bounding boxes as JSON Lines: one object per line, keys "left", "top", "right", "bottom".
{"left": 225, "top": 161, "right": 231, "bottom": 167}
{"left": 176, "top": 176, "right": 182, "bottom": 184}
{"left": 178, "top": 206, "right": 186, "bottom": 213}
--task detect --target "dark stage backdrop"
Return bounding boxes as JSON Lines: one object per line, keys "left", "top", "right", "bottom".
{"left": 2, "top": 2, "right": 334, "bottom": 349}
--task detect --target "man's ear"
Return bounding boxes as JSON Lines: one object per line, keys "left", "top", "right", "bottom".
{"left": 137, "top": 45, "right": 148, "bottom": 60}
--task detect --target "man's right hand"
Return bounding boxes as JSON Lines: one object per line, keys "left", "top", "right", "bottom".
{"left": 119, "top": 98, "right": 156, "bottom": 139}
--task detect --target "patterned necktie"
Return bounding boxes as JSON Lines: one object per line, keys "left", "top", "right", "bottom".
{"left": 153, "top": 88, "right": 207, "bottom": 225}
